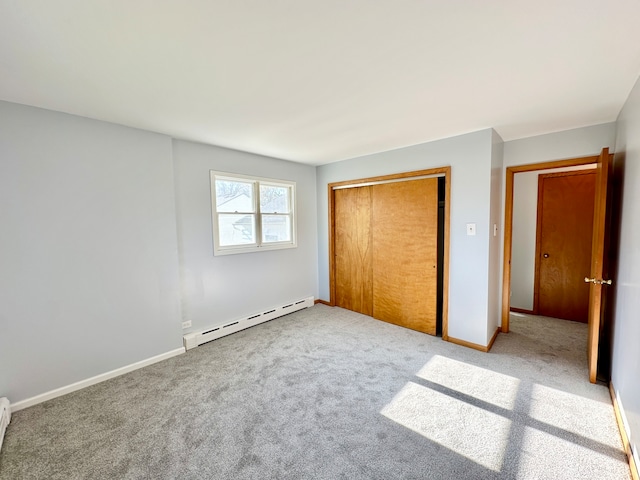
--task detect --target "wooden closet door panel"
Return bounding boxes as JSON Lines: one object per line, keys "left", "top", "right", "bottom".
{"left": 372, "top": 178, "right": 439, "bottom": 334}
{"left": 334, "top": 186, "right": 373, "bottom": 316}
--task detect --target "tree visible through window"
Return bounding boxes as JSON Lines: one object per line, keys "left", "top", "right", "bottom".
{"left": 210, "top": 172, "right": 296, "bottom": 255}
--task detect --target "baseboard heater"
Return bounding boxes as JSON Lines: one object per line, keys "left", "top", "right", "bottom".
{"left": 0, "top": 397, "right": 10, "bottom": 453}
{"left": 183, "top": 296, "right": 314, "bottom": 350}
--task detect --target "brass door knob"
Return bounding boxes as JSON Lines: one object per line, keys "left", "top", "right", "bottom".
{"left": 584, "top": 277, "right": 613, "bottom": 285}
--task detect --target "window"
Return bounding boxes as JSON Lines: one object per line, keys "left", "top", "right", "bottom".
{"left": 210, "top": 171, "right": 296, "bottom": 255}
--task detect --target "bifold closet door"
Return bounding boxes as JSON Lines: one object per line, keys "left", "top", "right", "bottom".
{"left": 334, "top": 186, "right": 373, "bottom": 316}
{"left": 334, "top": 177, "right": 439, "bottom": 335}
{"left": 372, "top": 178, "right": 438, "bottom": 334}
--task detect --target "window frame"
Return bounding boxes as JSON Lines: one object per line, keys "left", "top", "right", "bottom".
{"left": 210, "top": 171, "right": 297, "bottom": 256}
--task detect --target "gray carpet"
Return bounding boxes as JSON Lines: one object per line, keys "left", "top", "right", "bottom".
{"left": 0, "top": 306, "right": 630, "bottom": 479}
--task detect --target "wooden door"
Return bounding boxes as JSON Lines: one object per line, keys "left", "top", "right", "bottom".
{"left": 535, "top": 171, "right": 596, "bottom": 322}
{"left": 372, "top": 178, "right": 439, "bottom": 334}
{"left": 333, "top": 177, "right": 439, "bottom": 335}
{"left": 587, "top": 148, "right": 613, "bottom": 383}
{"left": 334, "top": 186, "right": 373, "bottom": 316}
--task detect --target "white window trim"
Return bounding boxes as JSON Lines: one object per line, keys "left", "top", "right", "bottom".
{"left": 210, "top": 171, "right": 297, "bottom": 256}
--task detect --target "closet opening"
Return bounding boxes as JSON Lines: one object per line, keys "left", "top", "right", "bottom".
{"left": 436, "top": 176, "right": 445, "bottom": 336}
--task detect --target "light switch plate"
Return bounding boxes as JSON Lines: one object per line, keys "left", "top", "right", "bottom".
{"left": 466, "top": 223, "right": 476, "bottom": 236}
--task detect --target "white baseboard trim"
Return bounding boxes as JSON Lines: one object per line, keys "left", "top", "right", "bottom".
{"left": 10, "top": 347, "right": 185, "bottom": 412}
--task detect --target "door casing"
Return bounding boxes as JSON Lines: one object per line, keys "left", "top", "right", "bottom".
{"left": 501, "top": 155, "right": 600, "bottom": 332}
{"left": 502, "top": 150, "right": 613, "bottom": 383}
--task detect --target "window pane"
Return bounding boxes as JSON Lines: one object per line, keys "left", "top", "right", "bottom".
{"left": 218, "top": 214, "right": 256, "bottom": 246}
{"left": 260, "top": 185, "right": 290, "bottom": 213}
{"left": 262, "top": 215, "right": 291, "bottom": 243}
{"left": 216, "top": 179, "right": 254, "bottom": 213}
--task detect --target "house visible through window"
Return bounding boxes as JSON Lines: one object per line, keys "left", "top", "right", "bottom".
{"left": 210, "top": 171, "right": 296, "bottom": 255}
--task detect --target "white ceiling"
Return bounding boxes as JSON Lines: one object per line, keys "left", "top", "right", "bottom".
{"left": 2, "top": 1, "right": 640, "bottom": 165}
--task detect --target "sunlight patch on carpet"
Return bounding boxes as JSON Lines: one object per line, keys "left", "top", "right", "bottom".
{"left": 517, "top": 425, "right": 630, "bottom": 479}
{"left": 528, "top": 383, "right": 620, "bottom": 445}
{"left": 416, "top": 355, "right": 520, "bottom": 410}
{"left": 381, "top": 381, "right": 511, "bottom": 472}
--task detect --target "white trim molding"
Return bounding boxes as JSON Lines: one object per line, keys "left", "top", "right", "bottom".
{"left": 10, "top": 348, "right": 185, "bottom": 412}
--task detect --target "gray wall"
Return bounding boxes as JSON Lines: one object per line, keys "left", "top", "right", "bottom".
{"left": 0, "top": 101, "right": 183, "bottom": 404}
{"left": 612, "top": 75, "right": 640, "bottom": 468}
{"left": 172, "top": 140, "right": 318, "bottom": 332}
{"left": 503, "top": 123, "right": 617, "bottom": 168}
{"left": 511, "top": 171, "right": 539, "bottom": 310}
{"left": 487, "top": 130, "right": 504, "bottom": 341}
{"left": 317, "top": 129, "right": 494, "bottom": 346}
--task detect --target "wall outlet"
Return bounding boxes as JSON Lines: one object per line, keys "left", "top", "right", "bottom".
{"left": 181, "top": 320, "right": 192, "bottom": 329}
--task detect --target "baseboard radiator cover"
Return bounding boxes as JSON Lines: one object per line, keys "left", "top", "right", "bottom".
{"left": 0, "top": 397, "right": 10, "bottom": 453}
{"left": 183, "top": 296, "right": 314, "bottom": 350}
